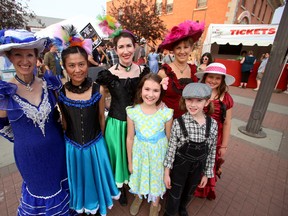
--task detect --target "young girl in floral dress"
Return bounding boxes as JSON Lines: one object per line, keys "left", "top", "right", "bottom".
{"left": 126, "top": 73, "right": 173, "bottom": 216}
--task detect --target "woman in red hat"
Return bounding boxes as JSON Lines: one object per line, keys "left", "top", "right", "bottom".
{"left": 158, "top": 20, "right": 204, "bottom": 119}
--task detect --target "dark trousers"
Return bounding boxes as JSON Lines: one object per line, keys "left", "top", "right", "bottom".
{"left": 164, "top": 153, "right": 206, "bottom": 216}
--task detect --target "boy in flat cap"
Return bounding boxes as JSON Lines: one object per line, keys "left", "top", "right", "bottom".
{"left": 163, "top": 83, "right": 218, "bottom": 216}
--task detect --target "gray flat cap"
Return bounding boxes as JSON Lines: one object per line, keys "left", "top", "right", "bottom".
{"left": 182, "top": 83, "right": 212, "bottom": 99}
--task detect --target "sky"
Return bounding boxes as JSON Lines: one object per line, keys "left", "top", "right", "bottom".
{"left": 27, "top": 0, "right": 107, "bottom": 19}
{"left": 271, "top": 5, "right": 285, "bottom": 24}
{"left": 27, "top": 0, "right": 284, "bottom": 23}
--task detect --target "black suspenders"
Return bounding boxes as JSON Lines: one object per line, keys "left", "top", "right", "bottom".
{"left": 177, "top": 115, "right": 211, "bottom": 139}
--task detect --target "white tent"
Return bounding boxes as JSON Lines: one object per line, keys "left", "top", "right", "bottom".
{"left": 202, "top": 24, "right": 278, "bottom": 54}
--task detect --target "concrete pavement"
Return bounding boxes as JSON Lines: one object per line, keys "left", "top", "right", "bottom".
{"left": 0, "top": 86, "right": 287, "bottom": 215}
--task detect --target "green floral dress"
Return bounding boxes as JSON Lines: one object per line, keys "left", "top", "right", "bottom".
{"left": 126, "top": 104, "right": 173, "bottom": 202}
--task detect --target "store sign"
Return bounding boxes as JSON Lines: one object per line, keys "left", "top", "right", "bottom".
{"left": 209, "top": 24, "right": 278, "bottom": 46}
{"left": 230, "top": 28, "right": 277, "bottom": 36}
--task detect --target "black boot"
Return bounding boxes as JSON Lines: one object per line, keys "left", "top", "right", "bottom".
{"left": 179, "top": 207, "right": 189, "bottom": 216}
{"left": 178, "top": 194, "right": 193, "bottom": 216}
{"left": 118, "top": 187, "right": 128, "bottom": 206}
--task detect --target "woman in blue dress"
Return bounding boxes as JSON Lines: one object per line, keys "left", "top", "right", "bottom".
{"left": 147, "top": 47, "right": 159, "bottom": 73}
{"left": 0, "top": 29, "right": 73, "bottom": 215}
{"left": 57, "top": 27, "right": 120, "bottom": 215}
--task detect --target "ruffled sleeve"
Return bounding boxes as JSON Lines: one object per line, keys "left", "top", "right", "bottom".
{"left": 126, "top": 106, "right": 135, "bottom": 121}
{"left": 224, "top": 92, "right": 234, "bottom": 110}
{"left": 0, "top": 80, "right": 17, "bottom": 111}
{"left": 43, "top": 73, "right": 63, "bottom": 91}
{"left": 163, "top": 107, "right": 174, "bottom": 122}
{"left": 161, "top": 63, "right": 174, "bottom": 79}
{"left": 96, "top": 69, "right": 119, "bottom": 87}
{"left": 0, "top": 117, "right": 14, "bottom": 142}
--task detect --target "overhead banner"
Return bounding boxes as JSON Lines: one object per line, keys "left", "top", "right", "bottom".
{"left": 202, "top": 24, "right": 278, "bottom": 53}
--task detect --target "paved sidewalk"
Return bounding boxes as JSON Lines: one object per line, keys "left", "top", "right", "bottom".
{"left": 0, "top": 86, "right": 288, "bottom": 216}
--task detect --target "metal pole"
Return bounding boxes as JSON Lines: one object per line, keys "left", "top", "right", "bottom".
{"left": 238, "top": 2, "right": 288, "bottom": 138}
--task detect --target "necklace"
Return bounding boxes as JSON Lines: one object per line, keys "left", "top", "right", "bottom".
{"left": 118, "top": 62, "right": 132, "bottom": 72}
{"left": 14, "top": 74, "right": 35, "bottom": 92}
{"left": 173, "top": 63, "right": 188, "bottom": 74}
{"left": 64, "top": 77, "right": 92, "bottom": 94}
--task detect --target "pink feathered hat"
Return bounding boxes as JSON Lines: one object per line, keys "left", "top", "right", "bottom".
{"left": 159, "top": 20, "right": 204, "bottom": 51}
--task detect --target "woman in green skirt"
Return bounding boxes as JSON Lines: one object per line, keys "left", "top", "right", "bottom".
{"left": 96, "top": 30, "right": 149, "bottom": 206}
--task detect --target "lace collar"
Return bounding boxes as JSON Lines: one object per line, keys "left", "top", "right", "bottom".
{"left": 12, "top": 81, "right": 51, "bottom": 136}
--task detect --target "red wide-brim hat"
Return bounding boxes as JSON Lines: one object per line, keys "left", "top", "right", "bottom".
{"left": 159, "top": 20, "right": 205, "bottom": 51}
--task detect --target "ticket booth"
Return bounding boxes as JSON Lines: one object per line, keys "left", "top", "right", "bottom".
{"left": 202, "top": 24, "right": 287, "bottom": 91}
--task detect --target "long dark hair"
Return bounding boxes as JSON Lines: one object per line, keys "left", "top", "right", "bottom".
{"left": 134, "top": 73, "right": 164, "bottom": 106}
{"left": 201, "top": 73, "right": 228, "bottom": 99}
{"left": 200, "top": 52, "right": 213, "bottom": 65}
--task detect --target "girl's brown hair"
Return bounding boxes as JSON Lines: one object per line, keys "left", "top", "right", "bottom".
{"left": 201, "top": 73, "right": 228, "bottom": 100}
{"left": 134, "top": 73, "right": 165, "bottom": 106}
{"left": 179, "top": 97, "right": 214, "bottom": 115}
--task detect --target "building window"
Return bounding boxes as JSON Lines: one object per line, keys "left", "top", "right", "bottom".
{"left": 197, "top": 0, "right": 207, "bottom": 8}
{"left": 258, "top": 0, "right": 264, "bottom": 17}
{"left": 166, "top": 0, "right": 174, "bottom": 13}
{"left": 252, "top": 0, "right": 258, "bottom": 14}
{"left": 155, "top": 0, "right": 162, "bottom": 15}
{"left": 241, "top": 0, "right": 246, "bottom": 7}
{"left": 262, "top": 4, "right": 267, "bottom": 21}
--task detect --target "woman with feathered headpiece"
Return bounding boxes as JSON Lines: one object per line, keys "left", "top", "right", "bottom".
{"left": 96, "top": 15, "right": 150, "bottom": 207}
{"left": 55, "top": 25, "right": 120, "bottom": 215}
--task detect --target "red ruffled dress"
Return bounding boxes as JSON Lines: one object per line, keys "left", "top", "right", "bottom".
{"left": 161, "top": 63, "right": 198, "bottom": 119}
{"left": 194, "top": 92, "right": 234, "bottom": 199}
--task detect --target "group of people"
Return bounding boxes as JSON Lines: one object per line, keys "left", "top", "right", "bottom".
{"left": 0, "top": 19, "right": 236, "bottom": 216}
{"left": 239, "top": 50, "right": 270, "bottom": 90}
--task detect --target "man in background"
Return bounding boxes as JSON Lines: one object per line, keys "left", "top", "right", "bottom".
{"left": 44, "top": 43, "right": 62, "bottom": 76}
{"left": 133, "top": 38, "right": 146, "bottom": 65}
{"left": 254, "top": 52, "right": 270, "bottom": 91}
{"left": 106, "top": 42, "right": 119, "bottom": 67}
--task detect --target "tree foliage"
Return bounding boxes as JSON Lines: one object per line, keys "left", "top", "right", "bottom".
{"left": 0, "top": 0, "right": 44, "bottom": 29}
{"left": 109, "top": 0, "right": 167, "bottom": 44}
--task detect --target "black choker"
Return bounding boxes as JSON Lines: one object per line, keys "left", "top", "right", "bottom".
{"left": 64, "top": 78, "right": 92, "bottom": 94}
{"left": 117, "top": 63, "right": 132, "bottom": 72}
{"left": 15, "top": 74, "right": 35, "bottom": 92}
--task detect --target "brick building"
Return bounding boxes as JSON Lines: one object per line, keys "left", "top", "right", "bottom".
{"left": 106, "top": 0, "right": 284, "bottom": 48}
